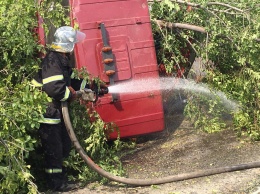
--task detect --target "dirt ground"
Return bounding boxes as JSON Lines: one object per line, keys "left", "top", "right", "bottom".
{"left": 66, "top": 98, "right": 260, "bottom": 194}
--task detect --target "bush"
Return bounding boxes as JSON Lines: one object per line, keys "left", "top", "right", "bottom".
{"left": 150, "top": 0, "right": 260, "bottom": 138}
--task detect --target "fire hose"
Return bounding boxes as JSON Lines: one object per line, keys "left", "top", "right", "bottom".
{"left": 61, "top": 91, "right": 260, "bottom": 186}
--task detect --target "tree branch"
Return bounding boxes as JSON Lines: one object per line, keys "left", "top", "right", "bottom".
{"left": 155, "top": 20, "right": 206, "bottom": 33}
{"left": 206, "top": 2, "right": 244, "bottom": 12}
{"left": 148, "top": 0, "right": 201, "bottom": 8}
{"left": 208, "top": 8, "right": 244, "bottom": 15}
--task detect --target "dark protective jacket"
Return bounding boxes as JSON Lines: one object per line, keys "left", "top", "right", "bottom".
{"left": 31, "top": 51, "right": 89, "bottom": 124}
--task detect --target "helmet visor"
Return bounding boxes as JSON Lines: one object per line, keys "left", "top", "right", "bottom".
{"left": 75, "top": 31, "right": 86, "bottom": 43}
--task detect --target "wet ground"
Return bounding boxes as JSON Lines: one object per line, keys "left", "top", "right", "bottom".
{"left": 67, "top": 96, "right": 260, "bottom": 194}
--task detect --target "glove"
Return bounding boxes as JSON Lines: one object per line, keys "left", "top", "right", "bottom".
{"left": 68, "top": 86, "right": 77, "bottom": 101}
{"left": 90, "top": 80, "right": 108, "bottom": 96}
{"left": 98, "top": 84, "right": 108, "bottom": 96}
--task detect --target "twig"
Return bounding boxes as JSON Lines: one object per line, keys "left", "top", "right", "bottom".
{"left": 148, "top": 0, "right": 202, "bottom": 8}
{"left": 208, "top": 8, "right": 244, "bottom": 15}
{"left": 205, "top": 32, "right": 209, "bottom": 62}
{"left": 175, "top": 29, "right": 199, "bottom": 55}
{"left": 148, "top": 0, "right": 247, "bottom": 13}
{"left": 205, "top": 9, "right": 228, "bottom": 28}
{"left": 154, "top": 19, "right": 167, "bottom": 39}
{"left": 5, "top": 140, "right": 28, "bottom": 152}
{"left": 149, "top": 0, "right": 251, "bottom": 25}
{"left": 207, "top": 2, "right": 244, "bottom": 12}
{"left": 173, "top": 57, "right": 186, "bottom": 79}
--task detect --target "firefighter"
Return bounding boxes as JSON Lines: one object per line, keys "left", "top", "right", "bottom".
{"left": 31, "top": 26, "right": 91, "bottom": 191}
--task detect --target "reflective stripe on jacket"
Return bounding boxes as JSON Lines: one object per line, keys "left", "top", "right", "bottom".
{"left": 45, "top": 168, "right": 62, "bottom": 174}
{"left": 31, "top": 78, "right": 43, "bottom": 87}
{"left": 38, "top": 118, "right": 61, "bottom": 124}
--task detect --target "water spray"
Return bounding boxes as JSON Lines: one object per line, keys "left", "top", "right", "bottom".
{"left": 108, "top": 77, "right": 239, "bottom": 111}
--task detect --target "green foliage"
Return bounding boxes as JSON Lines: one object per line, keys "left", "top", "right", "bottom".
{"left": 37, "top": 0, "right": 70, "bottom": 39}
{"left": 150, "top": 0, "right": 260, "bottom": 138}
{"left": 184, "top": 94, "right": 227, "bottom": 133}
{"left": 0, "top": 80, "right": 50, "bottom": 193}
{"left": 0, "top": 0, "right": 38, "bottom": 86}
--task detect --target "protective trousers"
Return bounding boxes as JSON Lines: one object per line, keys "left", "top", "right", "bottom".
{"left": 39, "top": 102, "right": 71, "bottom": 190}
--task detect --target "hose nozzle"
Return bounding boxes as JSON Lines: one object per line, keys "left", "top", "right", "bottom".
{"left": 99, "top": 87, "right": 109, "bottom": 95}
{"left": 76, "top": 89, "right": 96, "bottom": 102}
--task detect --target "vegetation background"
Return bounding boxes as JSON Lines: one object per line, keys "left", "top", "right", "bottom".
{"left": 0, "top": 0, "right": 259, "bottom": 193}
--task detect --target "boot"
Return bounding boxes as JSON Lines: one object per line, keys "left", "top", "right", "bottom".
{"left": 55, "top": 182, "right": 78, "bottom": 192}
